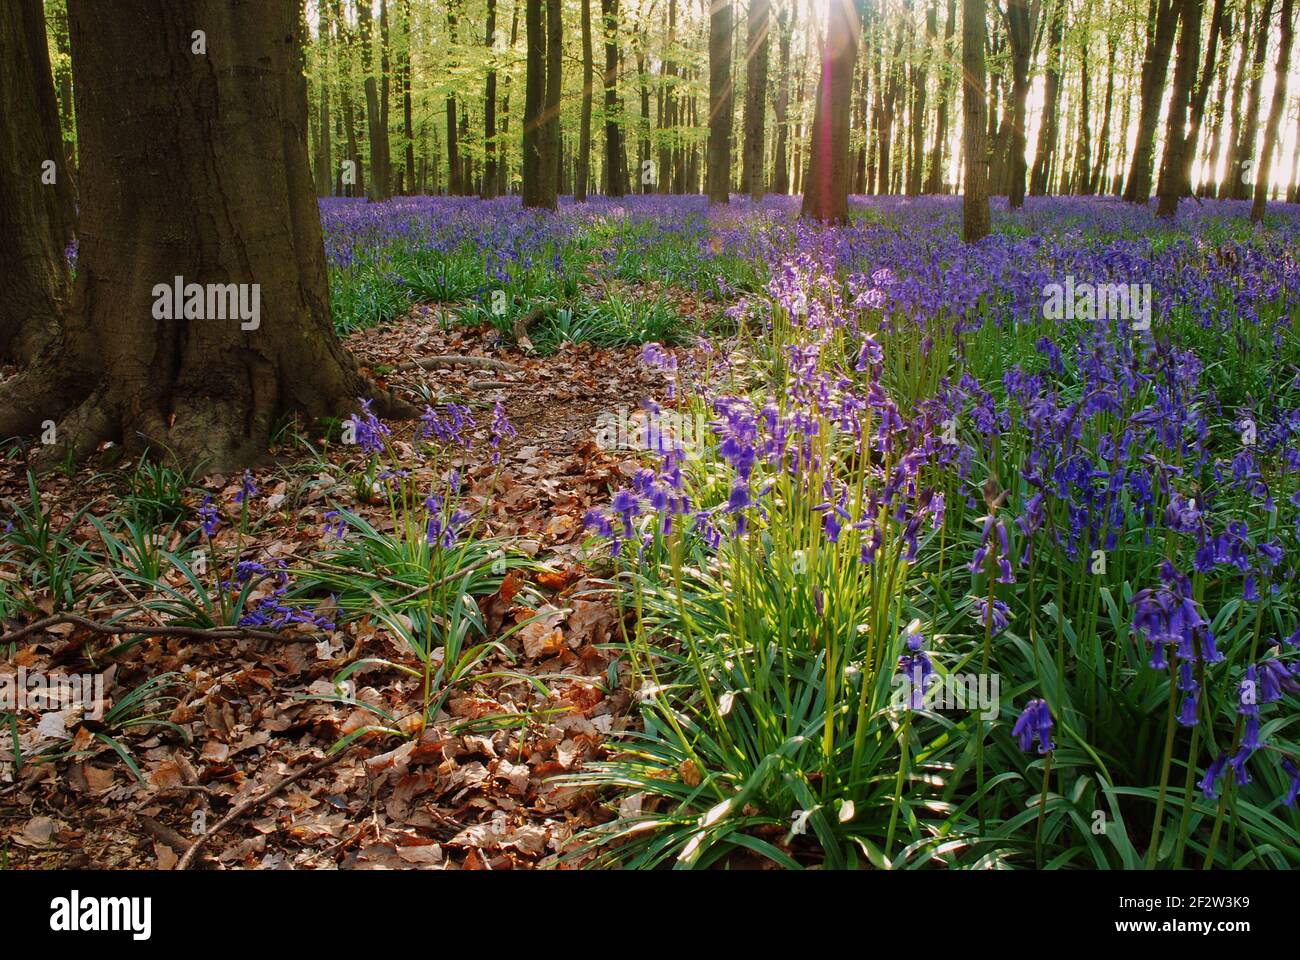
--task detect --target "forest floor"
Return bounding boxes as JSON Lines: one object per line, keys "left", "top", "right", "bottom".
{"left": 0, "top": 301, "right": 695, "bottom": 870}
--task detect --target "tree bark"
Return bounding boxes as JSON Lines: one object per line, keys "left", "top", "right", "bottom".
{"left": 742, "top": 0, "right": 770, "bottom": 199}
{"left": 1124, "top": 0, "right": 1181, "bottom": 202}
{"left": 0, "top": 0, "right": 76, "bottom": 369}
{"left": 2, "top": 0, "right": 407, "bottom": 470}
{"left": 1252, "top": 0, "right": 1295, "bottom": 220}
{"left": 962, "top": 0, "right": 990, "bottom": 240}
{"left": 1229, "top": 0, "right": 1273, "bottom": 199}
{"left": 577, "top": 0, "right": 595, "bottom": 199}
{"left": 1004, "top": 0, "right": 1038, "bottom": 206}
{"left": 603, "top": 0, "right": 627, "bottom": 196}
{"left": 707, "top": 0, "right": 734, "bottom": 204}
{"left": 1029, "top": 0, "right": 1062, "bottom": 197}
{"left": 1155, "top": 0, "right": 1205, "bottom": 217}
{"left": 800, "top": 0, "right": 861, "bottom": 221}
{"left": 482, "top": 0, "right": 499, "bottom": 199}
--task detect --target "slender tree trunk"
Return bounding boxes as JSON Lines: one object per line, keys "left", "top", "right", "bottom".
{"left": 544, "top": 0, "right": 562, "bottom": 201}
{"left": 522, "top": 0, "right": 544, "bottom": 204}
{"left": 962, "top": 0, "right": 990, "bottom": 240}
{"left": 1124, "top": 0, "right": 1182, "bottom": 202}
{"left": 1004, "top": 0, "right": 1036, "bottom": 206}
{"left": 1252, "top": 0, "right": 1295, "bottom": 219}
{"left": 482, "top": 0, "right": 499, "bottom": 199}
{"left": 577, "top": 0, "right": 594, "bottom": 199}
{"left": 800, "top": 0, "right": 861, "bottom": 221}
{"left": 742, "top": 0, "right": 770, "bottom": 198}
{"left": 446, "top": 2, "right": 462, "bottom": 195}
{"left": 1231, "top": 0, "right": 1273, "bottom": 199}
{"left": 926, "top": 0, "right": 957, "bottom": 192}
{"left": 1090, "top": 31, "right": 1117, "bottom": 193}
{"left": 316, "top": 6, "right": 334, "bottom": 197}
{"left": 1156, "top": 0, "right": 1205, "bottom": 217}
{"left": 771, "top": 1, "right": 793, "bottom": 194}
{"left": 1029, "top": 0, "right": 1063, "bottom": 196}
{"left": 603, "top": 0, "right": 627, "bottom": 196}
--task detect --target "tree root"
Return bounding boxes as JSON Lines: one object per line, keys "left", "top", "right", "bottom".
{"left": 394, "top": 354, "right": 522, "bottom": 374}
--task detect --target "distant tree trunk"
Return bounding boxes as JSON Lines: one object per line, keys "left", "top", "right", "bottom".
{"left": 522, "top": 0, "right": 545, "bottom": 204}
{"left": 499, "top": 2, "right": 519, "bottom": 196}
{"left": 926, "top": 0, "right": 957, "bottom": 192}
{"left": 707, "top": 0, "right": 734, "bottom": 203}
{"left": 1004, "top": 0, "right": 1035, "bottom": 207}
{"left": 1230, "top": 0, "right": 1273, "bottom": 199}
{"left": 1252, "top": 0, "right": 1295, "bottom": 220}
{"left": 577, "top": 0, "right": 594, "bottom": 199}
{"left": 1089, "top": 31, "right": 1117, "bottom": 193}
{"left": 962, "top": 0, "right": 990, "bottom": 240}
{"left": 742, "top": 0, "right": 770, "bottom": 198}
{"left": 770, "top": 2, "right": 792, "bottom": 194}
{"left": 1029, "top": 0, "right": 1063, "bottom": 197}
{"left": 1217, "top": 3, "right": 1250, "bottom": 196}
{"left": 0, "top": 0, "right": 406, "bottom": 468}
{"left": 658, "top": 0, "right": 678, "bottom": 193}
{"left": 0, "top": 0, "right": 75, "bottom": 369}
{"left": 603, "top": 0, "right": 627, "bottom": 196}
{"left": 358, "top": 0, "right": 390, "bottom": 201}
{"left": 446, "top": 2, "right": 462, "bottom": 195}
{"left": 636, "top": 42, "right": 652, "bottom": 192}
{"left": 482, "top": 0, "right": 499, "bottom": 199}
{"left": 1156, "top": 0, "right": 1205, "bottom": 217}
{"left": 1124, "top": 0, "right": 1182, "bottom": 202}
{"left": 1073, "top": 25, "right": 1092, "bottom": 193}
{"left": 338, "top": 3, "right": 363, "bottom": 198}
{"left": 401, "top": 0, "right": 416, "bottom": 195}
{"left": 800, "top": 0, "right": 861, "bottom": 221}
{"left": 545, "top": 0, "right": 563, "bottom": 200}
{"left": 316, "top": 5, "right": 334, "bottom": 197}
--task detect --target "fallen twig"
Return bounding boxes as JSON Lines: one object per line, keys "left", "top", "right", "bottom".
{"left": 176, "top": 747, "right": 355, "bottom": 870}
{"left": 0, "top": 614, "right": 288, "bottom": 647}
{"left": 394, "top": 354, "right": 521, "bottom": 373}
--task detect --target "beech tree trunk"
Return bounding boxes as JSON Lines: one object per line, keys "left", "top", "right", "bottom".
{"left": 800, "top": 0, "right": 861, "bottom": 222}
{"left": 962, "top": 0, "right": 990, "bottom": 240}
{"left": 577, "top": 0, "right": 594, "bottom": 200}
{"left": 742, "top": 0, "right": 770, "bottom": 199}
{"left": 0, "top": 0, "right": 406, "bottom": 470}
{"left": 1155, "top": 0, "right": 1204, "bottom": 217}
{"left": 0, "top": 0, "right": 76, "bottom": 369}
{"left": 602, "top": 0, "right": 627, "bottom": 196}
{"left": 482, "top": 0, "right": 499, "bottom": 199}
{"left": 771, "top": 2, "right": 793, "bottom": 195}
{"left": 707, "top": 0, "right": 734, "bottom": 204}
{"left": 1004, "top": 0, "right": 1037, "bottom": 207}
{"left": 1029, "top": 0, "right": 1062, "bottom": 196}
{"left": 1230, "top": 0, "right": 1273, "bottom": 199}
{"left": 1124, "top": 0, "right": 1181, "bottom": 202}
{"left": 522, "top": 0, "right": 546, "bottom": 205}
{"left": 1251, "top": 0, "right": 1295, "bottom": 220}
{"left": 545, "top": 0, "right": 563, "bottom": 202}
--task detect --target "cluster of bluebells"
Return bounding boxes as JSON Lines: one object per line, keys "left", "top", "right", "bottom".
{"left": 229, "top": 560, "right": 335, "bottom": 632}
{"left": 1012, "top": 699, "right": 1055, "bottom": 754}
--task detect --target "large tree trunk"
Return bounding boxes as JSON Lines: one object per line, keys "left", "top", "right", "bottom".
{"left": 1251, "top": 0, "right": 1295, "bottom": 220}
{"left": 1123, "top": 0, "right": 1181, "bottom": 202}
{"left": 962, "top": 0, "right": 990, "bottom": 240}
{"left": 0, "top": 0, "right": 76, "bottom": 369}
{"left": 706, "top": 0, "right": 734, "bottom": 204}
{"left": 0, "top": 0, "right": 406, "bottom": 469}
{"left": 1155, "top": 0, "right": 1205, "bottom": 217}
{"left": 742, "top": 0, "right": 770, "bottom": 199}
{"left": 1089, "top": 31, "right": 1117, "bottom": 194}
{"left": 602, "top": 0, "right": 627, "bottom": 196}
{"left": 800, "top": 0, "right": 861, "bottom": 222}
{"left": 577, "top": 0, "right": 594, "bottom": 200}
